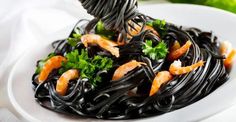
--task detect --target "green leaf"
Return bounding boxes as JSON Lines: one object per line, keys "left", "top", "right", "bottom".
{"left": 59, "top": 49, "right": 113, "bottom": 87}
{"left": 204, "top": 0, "right": 236, "bottom": 13}
{"left": 142, "top": 40, "right": 168, "bottom": 60}
{"left": 92, "top": 55, "right": 113, "bottom": 70}
{"left": 95, "top": 21, "right": 115, "bottom": 39}
{"left": 67, "top": 33, "right": 82, "bottom": 47}
{"left": 35, "top": 61, "right": 44, "bottom": 74}
{"left": 146, "top": 21, "right": 153, "bottom": 27}
{"left": 148, "top": 19, "right": 167, "bottom": 37}
{"left": 169, "top": 0, "right": 236, "bottom": 14}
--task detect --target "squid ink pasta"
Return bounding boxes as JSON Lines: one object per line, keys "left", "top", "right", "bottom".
{"left": 79, "top": 0, "right": 147, "bottom": 43}
{"left": 32, "top": 0, "right": 235, "bottom": 120}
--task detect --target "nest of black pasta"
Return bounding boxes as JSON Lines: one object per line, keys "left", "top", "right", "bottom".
{"left": 32, "top": 18, "right": 230, "bottom": 119}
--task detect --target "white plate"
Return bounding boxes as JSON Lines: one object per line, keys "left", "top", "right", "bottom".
{"left": 0, "top": 26, "right": 11, "bottom": 67}
{"left": 7, "top": 4, "right": 236, "bottom": 122}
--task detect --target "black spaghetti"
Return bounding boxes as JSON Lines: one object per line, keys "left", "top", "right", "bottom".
{"left": 32, "top": 0, "right": 235, "bottom": 120}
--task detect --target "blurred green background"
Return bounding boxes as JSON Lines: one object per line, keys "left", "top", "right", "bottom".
{"left": 140, "top": 0, "right": 236, "bottom": 14}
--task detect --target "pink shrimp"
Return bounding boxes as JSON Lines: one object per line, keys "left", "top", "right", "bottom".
{"left": 168, "top": 40, "right": 192, "bottom": 61}
{"left": 169, "top": 60, "right": 205, "bottom": 75}
{"left": 81, "top": 34, "right": 119, "bottom": 57}
{"left": 224, "top": 49, "right": 236, "bottom": 69}
{"left": 220, "top": 41, "right": 236, "bottom": 68}
{"left": 149, "top": 71, "right": 173, "bottom": 96}
{"left": 56, "top": 69, "right": 79, "bottom": 96}
{"left": 38, "top": 56, "right": 66, "bottom": 83}
{"left": 112, "top": 60, "right": 146, "bottom": 81}
{"left": 220, "top": 41, "right": 232, "bottom": 56}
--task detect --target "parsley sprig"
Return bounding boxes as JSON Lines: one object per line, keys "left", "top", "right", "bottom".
{"left": 142, "top": 40, "right": 168, "bottom": 60}
{"left": 147, "top": 19, "right": 167, "bottom": 37}
{"left": 67, "top": 33, "right": 82, "bottom": 47}
{"left": 59, "top": 49, "right": 113, "bottom": 86}
{"left": 95, "top": 21, "right": 115, "bottom": 39}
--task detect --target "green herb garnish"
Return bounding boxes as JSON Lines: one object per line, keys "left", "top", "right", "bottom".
{"left": 59, "top": 49, "right": 113, "bottom": 86}
{"left": 67, "top": 33, "right": 82, "bottom": 47}
{"left": 153, "top": 19, "right": 166, "bottom": 30}
{"left": 35, "top": 53, "right": 56, "bottom": 74}
{"left": 95, "top": 21, "right": 115, "bottom": 39}
{"left": 147, "top": 19, "right": 167, "bottom": 37}
{"left": 142, "top": 40, "right": 168, "bottom": 60}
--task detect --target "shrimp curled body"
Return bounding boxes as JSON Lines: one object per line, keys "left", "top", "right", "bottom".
{"left": 149, "top": 71, "right": 173, "bottom": 96}
{"left": 38, "top": 56, "right": 66, "bottom": 83}
{"left": 169, "top": 60, "right": 205, "bottom": 75}
{"left": 81, "top": 34, "right": 119, "bottom": 57}
{"left": 56, "top": 69, "right": 79, "bottom": 96}
{"left": 112, "top": 60, "right": 146, "bottom": 81}
{"left": 168, "top": 40, "right": 192, "bottom": 61}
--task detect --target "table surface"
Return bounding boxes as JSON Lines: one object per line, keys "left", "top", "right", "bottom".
{"left": 1, "top": 0, "right": 236, "bottom": 122}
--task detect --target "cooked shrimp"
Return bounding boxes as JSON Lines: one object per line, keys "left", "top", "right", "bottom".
{"left": 112, "top": 60, "right": 146, "bottom": 80}
{"left": 168, "top": 40, "right": 192, "bottom": 61}
{"left": 149, "top": 71, "right": 173, "bottom": 96}
{"left": 81, "top": 34, "right": 119, "bottom": 57}
{"left": 219, "top": 41, "right": 236, "bottom": 68}
{"left": 56, "top": 69, "right": 79, "bottom": 96}
{"left": 169, "top": 60, "right": 205, "bottom": 75}
{"left": 220, "top": 41, "right": 232, "bottom": 56}
{"left": 38, "top": 56, "right": 66, "bottom": 83}
{"left": 170, "top": 41, "right": 181, "bottom": 52}
{"left": 224, "top": 49, "right": 236, "bottom": 68}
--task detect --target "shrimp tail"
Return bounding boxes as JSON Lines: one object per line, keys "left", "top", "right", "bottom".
{"left": 149, "top": 71, "right": 173, "bottom": 96}
{"left": 224, "top": 49, "right": 236, "bottom": 69}
{"left": 110, "top": 47, "right": 120, "bottom": 58}
{"left": 112, "top": 60, "right": 146, "bottom": 81}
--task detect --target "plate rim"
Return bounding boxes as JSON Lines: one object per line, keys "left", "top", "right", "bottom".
{"left": 7, "top": 50, "right": 40, "bottom": 122}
